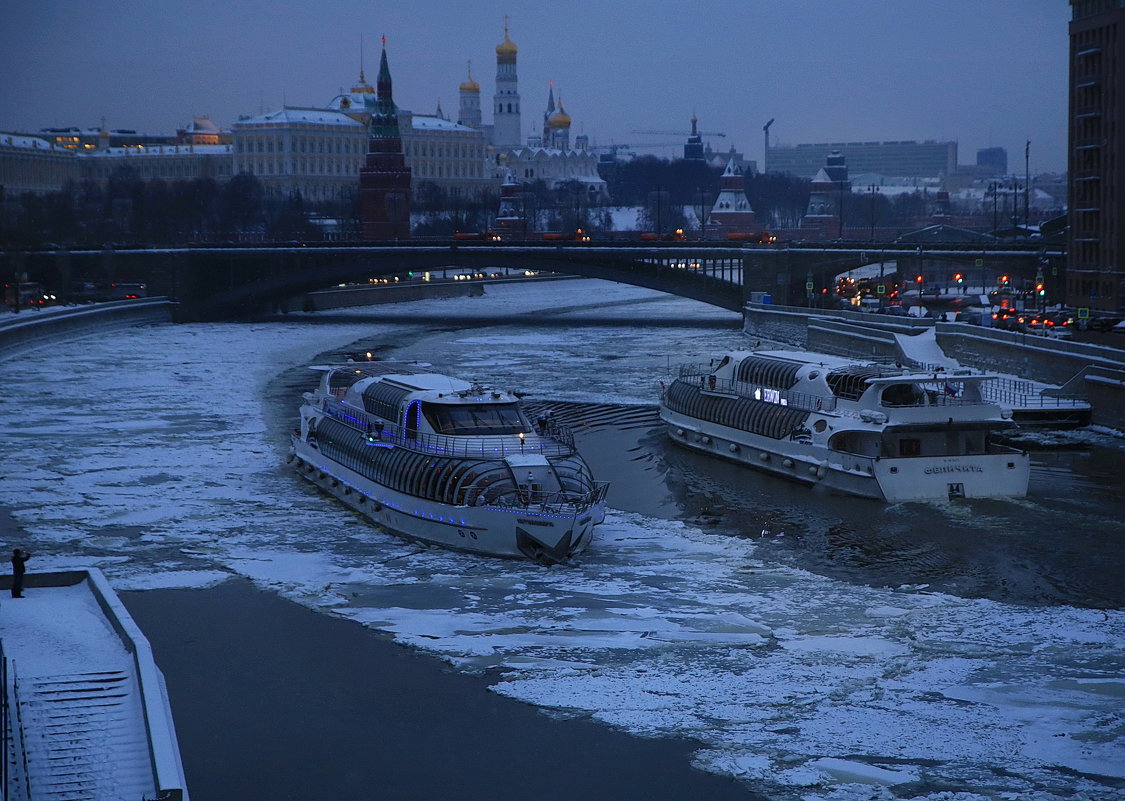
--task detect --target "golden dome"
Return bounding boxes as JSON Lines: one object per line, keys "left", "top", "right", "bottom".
{"left": 459, "top": 62, "right": 479, "bottom": 92}
{"left": 548, "top": 101, "right": 571, "bottom": 129}
{"left": 496, "top": 22, "right": 517, "bottom": 57}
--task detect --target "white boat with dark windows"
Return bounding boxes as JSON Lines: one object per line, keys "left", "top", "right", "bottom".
{"left": 291, "top": 364, "right": 609, "bottom": 564}
{"left": 659, "top": 351, "right": 1030, "bottom": 502}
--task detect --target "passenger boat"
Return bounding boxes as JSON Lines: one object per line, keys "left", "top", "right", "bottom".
{"left": 659, "top": 351, "right": 1030, "bottom": 502}
{"left": 290, "top": 363, "right": 609, "bottom": 563}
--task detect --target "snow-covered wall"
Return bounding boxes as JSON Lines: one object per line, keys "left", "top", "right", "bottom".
{"left": 0, "top": 299, "right": 175, "bottom": 361}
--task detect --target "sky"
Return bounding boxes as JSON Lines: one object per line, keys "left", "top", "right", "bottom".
{"left": 1, "top": 1, "right": 1069, "bottom": 173}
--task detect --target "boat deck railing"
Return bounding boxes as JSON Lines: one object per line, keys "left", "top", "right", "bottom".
{"left": 910, "top": 363, "right": 1090, "bottom": 410}
{"left": 321, "top": 398, "right": 580, "bottom": 458}
{"left": 489, "top": 481, "right": 611, "bottom": 514}
{"left": 674, "top": 368, "right": 1023, "bottom": 415}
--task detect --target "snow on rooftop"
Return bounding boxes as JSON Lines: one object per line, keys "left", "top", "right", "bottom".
{"left": 1, "top": 133, "right": 62, "bottom": 151}
{"left": 410, "top": 115, "right": 473, "bottom": 132}
{"left": 90, "top": 144, "right": 232, "bottom": 157}
{"left": 235, "top": 108, "right": 364, "bottom": 127}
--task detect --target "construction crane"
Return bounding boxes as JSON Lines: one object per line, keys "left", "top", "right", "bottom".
{"left": 589, "top": 142, "right": 685, "bottom": 163}
{"left": 632, "top": 129, "right": 726, "bottom": 138}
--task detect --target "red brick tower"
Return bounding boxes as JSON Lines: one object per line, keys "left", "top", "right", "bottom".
{"left": 360, "top": 38, "right": 412, "bottom": 240}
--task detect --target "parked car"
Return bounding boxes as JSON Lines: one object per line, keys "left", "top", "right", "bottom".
{"left": 1086, "top": 315, "right": 1124, "bottom": 333}
{"left": 992, "top": 309, "right": 1028, "bottom": 331}
{"left": 954, "top": 309, "right": 987, "bottom": 326}
{"left": 873, "top": 305, "right": 910, "bottom": 317}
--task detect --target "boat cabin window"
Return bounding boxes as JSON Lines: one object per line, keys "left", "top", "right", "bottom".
{"left": 881, "top": 383, "right": 925, "bottom": 407}
{"left": 422, "top": 402, "right": 530, "bottom": 436}
{"left": 898, "top": 438, "right": 921, "bottom": 457}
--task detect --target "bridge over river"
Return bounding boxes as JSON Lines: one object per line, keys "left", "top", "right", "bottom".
{"left": 3, "top": 241, "right": 1057, "bottom": 321}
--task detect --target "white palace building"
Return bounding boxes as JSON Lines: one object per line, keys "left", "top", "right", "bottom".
{"left": 2, "top": 22, "right": 606, "bottom": 204}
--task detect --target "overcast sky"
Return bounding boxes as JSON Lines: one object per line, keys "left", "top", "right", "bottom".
{"left": 1, "top": 1, "right": 1069, "bottom": 173}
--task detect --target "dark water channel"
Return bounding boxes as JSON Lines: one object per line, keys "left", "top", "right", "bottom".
{"left": 524, "top": 400, "right": 1125, "bottom": 610}
{"left": 264, "top": 311, "right": 1125, "bottom": 612}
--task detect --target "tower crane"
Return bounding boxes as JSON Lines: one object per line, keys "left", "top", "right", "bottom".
{"left": 631, "top": 129, "right": 727, "bottom": 138}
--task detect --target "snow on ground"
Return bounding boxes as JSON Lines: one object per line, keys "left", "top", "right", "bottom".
{"left": 1, "top": 281, "right": 1122, "bottom": 801}
{"left": 2, "top": 581, "right": 130, "bottom": 676}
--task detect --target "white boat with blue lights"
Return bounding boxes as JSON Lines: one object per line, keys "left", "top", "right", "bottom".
{"left": 660, "top": 351, "right": 1030, "bottom": 502}
{"left": 290, "top": 364, "right": 609, "bottom": 563}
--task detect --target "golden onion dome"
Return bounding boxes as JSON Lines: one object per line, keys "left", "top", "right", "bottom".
{"left": 496, "top": 24, "right": 517, "bottom": 58}
{"left": 459, "top": 62, "right": 480, "bottom": 92}
{"left": 548, "top": 103, "right": 571, "bottom": 129}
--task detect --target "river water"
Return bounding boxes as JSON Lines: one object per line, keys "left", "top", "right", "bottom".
{"left": 1, "top": 279, "right": 1122, "bottom": 801}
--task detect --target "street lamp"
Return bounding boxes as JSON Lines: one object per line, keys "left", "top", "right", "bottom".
{"left": 868, "top": 184, "right": 879, "bottom": 242}
{"left": 988, "top": 182, "right": 998, "bottom": 233}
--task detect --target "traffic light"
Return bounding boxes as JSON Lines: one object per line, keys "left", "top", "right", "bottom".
{"left": 1036, "top": 283, "right": 1045, "bottom": 296}
{"left": 915, "top": 275, "right": 923, "bottom": 284}
{"left": 954, "top": 273, "right": 963, "bottom": 284}
{"left": 1000, "top": 275, "right": 1009, "bottom": 285}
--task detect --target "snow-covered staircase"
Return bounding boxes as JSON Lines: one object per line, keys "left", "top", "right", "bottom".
{"left": 17, "top": 669, "right": 155, "bottom": 801}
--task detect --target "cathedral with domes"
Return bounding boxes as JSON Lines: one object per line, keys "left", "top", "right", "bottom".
{"left": 456, "top": 22, "right": 607, "bottom": 202}
{"left": 0, "top": 22, "right": 607, "bottom": 208}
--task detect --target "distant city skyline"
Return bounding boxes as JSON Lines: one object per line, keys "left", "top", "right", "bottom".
{"left": 2, "top": 1, "right": 1069, "bottom": 173}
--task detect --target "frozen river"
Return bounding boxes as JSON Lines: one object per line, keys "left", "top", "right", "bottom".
{"left": 2, "top": 279, "right": 1123, "bottom": 801}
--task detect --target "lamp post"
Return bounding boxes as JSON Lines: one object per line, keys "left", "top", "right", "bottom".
{"left": 868, "top": 184, "right": 879, "bottom": 242}
{"left": 879, "top": 250, "right": 885, "bottom": 310}
{"left": 989, "top": 182, "right": 998, "bottom": 233}
{"left": 694, "top": 189, "right": 713, "bottom": 241}
{"left": 837, "top": 178, "right": 845, "bottom": 240}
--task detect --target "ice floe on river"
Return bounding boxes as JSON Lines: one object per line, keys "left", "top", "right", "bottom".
{"left": 1, "top": 282, "right": 1122, "bottom": 800}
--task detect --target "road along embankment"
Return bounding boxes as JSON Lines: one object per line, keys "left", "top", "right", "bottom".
{"left": 0, "top": 298, "right": 175, "bottom": 361}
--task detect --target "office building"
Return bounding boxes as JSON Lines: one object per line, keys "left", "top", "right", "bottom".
{"left": 1067, "top": 0, "right": 1124, "bottom": 312}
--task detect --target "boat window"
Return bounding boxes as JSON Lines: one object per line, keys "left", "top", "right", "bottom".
{"left": 404, "top": 400, "right": 422, "bottom": 440}
{"left": 899, "top": 438, "right": 921, "bottom": 457}
{"left": 422, "top": 402, "right": 530, "bottom": 435}
{"left": 882, "top": 383, "right": 925, "bottom": 407}
{"left": 826, "top": 365, "right": 899, "bottom": 400}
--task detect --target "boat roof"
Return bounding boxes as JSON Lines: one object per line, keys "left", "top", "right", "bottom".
{"left": 379, "top": 373, "right": 474, "bottom": 393}
{"left": 745, "top": 350, "right": 994, "bottom": 382}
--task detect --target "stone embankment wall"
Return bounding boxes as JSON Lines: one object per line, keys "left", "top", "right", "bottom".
{"left": 301, "top": 280, "right": 483, "bottom": 310}
{"left": 0, "top": 298, "right": 175, "bottom": 361}
{"left": 301, "top": 275, "right": 571, "bottom": 311}
{"left": 743, "top": 302, "right": 1125, "bottom": 431}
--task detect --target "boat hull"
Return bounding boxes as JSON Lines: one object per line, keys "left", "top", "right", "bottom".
{"left": 290, "top": 437, "right": 601, "bottom": 563}
{"left": 659, "top": 408, "right": 1030, "bottom": 502}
